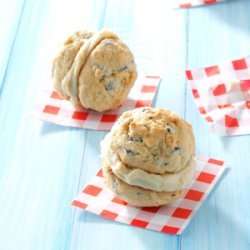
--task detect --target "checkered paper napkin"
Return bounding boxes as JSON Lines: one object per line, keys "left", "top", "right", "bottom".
{"left": 186, "top": 56, "right": 250, "bottom": 136}
{"left": 72, "top": 156, "right": 227, "bottom": 235}
{"left": 176, "top": 0, "right": 225, "bottom": 8}
{"left": 31, "top": 76, "right": 160, "bottom": 131}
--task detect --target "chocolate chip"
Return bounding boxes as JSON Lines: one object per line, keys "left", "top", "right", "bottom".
{"left": 125, "top": 149, "right": 139, "bottom": 156}
{"left": 119, "top": 65, "right": 129, "bottom": 72}
{"left": 105, "top": 80, "right": 116, "bottom": 91}
{"left": 166, "top": 125, "right": 174, "bottom": 134}
{"left": 171, "top": 193, "right": 176, "bottom": 197}
{"left": 154, "top": 155, "right": 160, "bottom": 161}
{"left": 154, "top": 156, "right": 168, "bottom": 168}
{"left": 83, "top": 34, "right": 91, "bottom": 39}
{"left": 128, "top": 136, "right": 143, "bottom": 143}
{"left": 141, "top": 107, "right": 150, "bottom": 113}
{"left": 103, "top": 67, "right": 110, "bottom": 76}
{"left": 173, "top": 147, "right": 183, "bottom": 154}
{"left": 100, "top": 76, "right": 105, "bottom": 81}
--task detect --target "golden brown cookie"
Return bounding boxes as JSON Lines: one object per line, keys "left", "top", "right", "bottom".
{"left": 102, "top": 107, "right": 195, "bottom": 174}
{"left": 100, "top": 107, "right": 195, "bottom": 207}
{"left": 52, "top": 30, "right": 137, "bottom": 112}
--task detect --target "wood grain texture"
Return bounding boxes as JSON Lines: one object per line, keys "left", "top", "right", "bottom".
{"left": 0, "top": 0, "right": 92, "bottom": 249}
{"left": 0, "top": 0, "right": 250, "bottom": 249}
{"left": 0, "top": 0, "right": 25, "bottom": 90}
{"left": 183, "top": 1, "right": 250, "bottom": 249}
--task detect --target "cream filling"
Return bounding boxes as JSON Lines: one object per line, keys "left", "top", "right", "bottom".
{"left": 61, "top": 30, "right": 118, "bottom": 105}
{"left": 101, "top": 133, "right": 195, "bottom": 192}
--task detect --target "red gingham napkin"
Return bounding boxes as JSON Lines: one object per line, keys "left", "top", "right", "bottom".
{"left": 72, "top": 156, "right": 227, "bottom": 235}
{"left": 176, "top": 0, "right": 225, "bottom": 8}
{"left": 31, "top": 76, "right": 160, "bottom": 131}
{"left": 186, "top": 56, "right": 250, "bottom": 136}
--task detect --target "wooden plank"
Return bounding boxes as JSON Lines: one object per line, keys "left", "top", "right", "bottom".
{"left": 0, "top": 0, "right": 99, "bottom": 249}
{"left": 0, "top": 0, "right": 25, "bottom": 90}
{"left": 183, "top": 0, "right": 250, "bottom": 249}
{"left": 70, "top": 1, "right": 188, "bottom": 249}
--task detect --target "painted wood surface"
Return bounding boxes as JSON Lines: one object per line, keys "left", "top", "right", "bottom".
{"left": 0, "top": 0, "right": 25, "bottom": 90}
{"left": 0, "top": 0, "right": 249, "bottom": 249}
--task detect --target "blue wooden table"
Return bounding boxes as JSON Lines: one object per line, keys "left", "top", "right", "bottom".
{"left": 1, "top": 0, "right": 250, "bottom": 249}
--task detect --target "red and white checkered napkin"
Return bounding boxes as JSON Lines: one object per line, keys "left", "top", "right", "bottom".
{"left": 72, "top": 156, "right": 227, "bottom": 235}
{"left": 31, "top": 76, "right": 160, "bottom": 131}
{"left": 176, "top": 0, "right": 224, "bottom": 8}
{"left": 186, "top": 56, "right": 250, "bottom": 136}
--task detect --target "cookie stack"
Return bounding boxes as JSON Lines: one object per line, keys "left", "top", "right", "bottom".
{"left": 52, "top": 30, "right": 137, "bottom": 112}
{"left": 101, "top": 107, "right": 195, "bottom": 207}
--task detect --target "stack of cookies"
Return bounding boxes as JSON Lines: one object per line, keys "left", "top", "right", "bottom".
{"left": 101, "top": 107, "right": 195, "bottom": 207}
{"left": 52, "top": 29, "right": 137, "bottom": 112}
